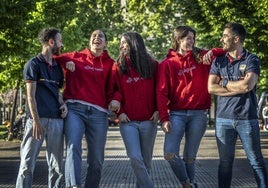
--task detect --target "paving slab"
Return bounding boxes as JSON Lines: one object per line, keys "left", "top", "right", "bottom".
{"left": 0, "top": 127, "right": 267, "bottom": 188}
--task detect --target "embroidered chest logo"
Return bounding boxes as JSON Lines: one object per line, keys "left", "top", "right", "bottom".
{"left": 126, "top": 77, "right": 143, "bottom": 83}
{"left": 178, "top": 65, "right": 196, "bottom": 76}
{"left": 239, "top": 64, "right": 246, "bottom": 76}
{"left": 84, "top": 65, "right": 103, "bottom": 71}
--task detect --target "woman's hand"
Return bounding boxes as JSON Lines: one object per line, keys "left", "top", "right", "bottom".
{"left": 161, "top": 121, "right": 171, "bottom": 133}
{"left": 118, "top": 113, "right": 130, "bottom": 123}
{"left": 109, "top": 100, "right": 121, "bottom": 113}
{"left": 150, "top": 111, "right": 159, "bottom": 123}
{"left": 66, "top": 61, "right": 75, "bottom": 72}
{"left": 202, "top": 50, "right": 213, "bottom": 65}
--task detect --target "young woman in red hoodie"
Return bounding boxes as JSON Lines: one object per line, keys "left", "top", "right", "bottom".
{"left": 156, "top": 26, "right": 224, "bottom": 188}
{"left": 109, "top": 32, "right": 158, "bottom": 188}
{"left": 55, "top": 30, "right": 114, "bottom": 188}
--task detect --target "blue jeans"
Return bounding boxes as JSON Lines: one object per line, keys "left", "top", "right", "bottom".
{"left": 120, "top": 120, "right": 157, "bottom": 188}
{"left": 164, "top": 110, "right": 207, "bottom": 184}
{"left": 216, "top": 118, "right": 268, "bottom": 188}
{"left": 16, "top": 118, "right": 64, "bottom": 188}
{"left": 64, "top": 102, "right": 108, "bottom": 188}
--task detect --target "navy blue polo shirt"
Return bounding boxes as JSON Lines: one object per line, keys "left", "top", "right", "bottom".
{"left": 210, "top": 49, "right": 260, "bottom": 120}
{"left": 23, "top": 53, "right": 64, "bottom": 118}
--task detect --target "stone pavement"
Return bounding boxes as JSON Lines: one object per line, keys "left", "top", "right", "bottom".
{"left": 0, "top": 126, "right": 267, "bottom": 188}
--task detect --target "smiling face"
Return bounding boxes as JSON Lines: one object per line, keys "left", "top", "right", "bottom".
{"left": 178, "top": 31, "right": 195, "bottom": 53}
{"left": 119, "top": 36, "right": 130, "bottom": 56}
{"left": 89, "top": 30, "right": 107, "bottom": 52}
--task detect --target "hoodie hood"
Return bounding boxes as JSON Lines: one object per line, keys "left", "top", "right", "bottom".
{"left": 77, "top": 48, "right": 114, "bottom": 82}
{"left": 80, "top": 48, "right": 113, "bottom": 63}
{"left": 166, "top": 49, "right": 193, "bottom": 59}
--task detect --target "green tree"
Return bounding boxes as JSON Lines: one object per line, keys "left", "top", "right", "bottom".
{"left": 118, "top": 0, "right": 182, "bottom": 60}
{"left": 177, "top": 0, "right": 268, "bottom": 92}
{"left": 2, "top": 0, "right": 268, "bottom": 93}
{"left": 0, "top": 0, "right": 36, "bottom": 90}
{"left": 0, "top": 0, "right": 184, "bottom": 92}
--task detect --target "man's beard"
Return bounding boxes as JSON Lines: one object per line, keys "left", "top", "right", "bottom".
{"left": 222, "top": 40, "right": 236, "bottom": 52}
{"left": 52, "top": 44, "right": 62, "bottom": 55}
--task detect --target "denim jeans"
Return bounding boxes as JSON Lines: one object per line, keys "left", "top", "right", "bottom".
{"left": 64, "top": 102, "right": 108, "bottom": 188}
{"left": 120, "top": 120, "right": 157, "bottom": 188}
{"left": 164, "top": 110, "right": 207, "bottom": 183}
{"left": 16, "top": 118, "right": 64, "bottom": 188}
{"left": 216, "top": 118, "right": 268, "bottom": 188}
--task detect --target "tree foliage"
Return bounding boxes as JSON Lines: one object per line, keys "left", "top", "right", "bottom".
{"left": 1, "top": 0, "right": 268, "bottom": 93}
{"left": 0, "top": 0, "right": 181, "bottom": 91}
{"left": 177, "top": 0, "right": 268, "bottom": 92}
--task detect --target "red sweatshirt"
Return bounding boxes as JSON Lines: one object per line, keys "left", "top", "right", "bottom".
{"left": 157, "top": 48, "right": 224, "bottom": 122}
{"left": 112, "top": 61, "right": 158, "bottom": 121}
{"left": 55, "top": 48, "right": 114, "bottom": 109}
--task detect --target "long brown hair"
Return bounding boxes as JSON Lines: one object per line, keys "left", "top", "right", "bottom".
{"left": 117, "top": 32, "right": 155, "bottom": 78}
{"left": 172, "top": 26, "right": 203, "bottom": 63}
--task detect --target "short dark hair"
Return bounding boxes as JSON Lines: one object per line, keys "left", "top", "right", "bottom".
{"left": 38, "top": 27, "right": 60, "bottom": 44}
{"left": 224, "top": 22, "right": 246, "bottom": 43}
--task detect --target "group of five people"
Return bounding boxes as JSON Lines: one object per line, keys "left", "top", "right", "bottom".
{"left": 16, "top": 22, "right": 267, "bottom": 188}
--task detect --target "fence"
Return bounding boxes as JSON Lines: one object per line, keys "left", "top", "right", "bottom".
{"left": 0, "top": 104, "right": 11, "bottom": 124}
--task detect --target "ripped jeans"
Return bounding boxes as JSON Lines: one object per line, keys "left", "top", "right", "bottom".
{"left": 164, "top": 110, "right": 207, "bottom": 183}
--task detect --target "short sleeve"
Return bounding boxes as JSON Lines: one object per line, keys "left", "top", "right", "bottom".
{"left": 209, "top": 57, "right": 220, "bottom": 76}
{"left": 246, "top": 54, "right": 260, "bottom": 76}
{"left": 23, "top": 58, "right": 39, "bottom": 82}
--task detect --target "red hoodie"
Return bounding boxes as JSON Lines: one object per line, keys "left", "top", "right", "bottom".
{"left": 157, "top": 48, "right": 224, "bottom": 122}
{"left": 111, "top": 61, "right": 158, "bottom": 121}
{"left": 55, "top": 48, "right": 114, "bottom": 109}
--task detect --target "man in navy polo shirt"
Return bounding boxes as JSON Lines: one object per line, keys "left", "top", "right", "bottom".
{"left": 208, "top": 22, "right": 268, "bottom": 188}
{"left": 16, "top": 28, "right": 68, "bottom": 188}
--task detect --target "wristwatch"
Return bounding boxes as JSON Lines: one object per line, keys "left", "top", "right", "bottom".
{"left": 221, "top": 78, "right": 228, "bottom": 88}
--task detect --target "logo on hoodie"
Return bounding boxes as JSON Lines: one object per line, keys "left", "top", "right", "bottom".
{"left": 126, "top": 76, "right": 143, "bottom": 83}
{"left": 84, "top": 65, "right": 103, "bottom": 71}
{"left": 178, "top": 65, "right": 196, "bottom": 76}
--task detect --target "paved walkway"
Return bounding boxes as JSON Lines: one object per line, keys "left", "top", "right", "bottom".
{"left": 0, "top": 126, "right": 267, "bottom": 188}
